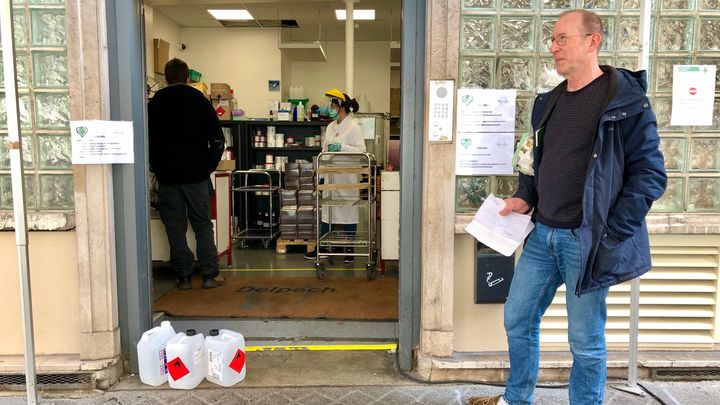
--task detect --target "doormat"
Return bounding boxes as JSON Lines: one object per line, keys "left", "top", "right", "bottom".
{"left": 154, "top": 276, "right": 398, "bottom": 320}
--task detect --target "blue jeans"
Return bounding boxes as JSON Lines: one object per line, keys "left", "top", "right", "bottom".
{"left": 503, "top": 223, "right": 609, "bottom": 405}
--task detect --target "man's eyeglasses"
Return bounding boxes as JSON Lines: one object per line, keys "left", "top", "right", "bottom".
{"left": 549, "top": 33, "right": 593, "bottom": 47}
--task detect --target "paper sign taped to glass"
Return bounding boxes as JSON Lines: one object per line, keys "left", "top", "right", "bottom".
{"left": 464, "top": 194, "right": 534, "bottom": 256}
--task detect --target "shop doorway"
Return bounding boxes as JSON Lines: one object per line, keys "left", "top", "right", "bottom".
{"left": 109, "top": 0, "right": 423, "bottom": 371}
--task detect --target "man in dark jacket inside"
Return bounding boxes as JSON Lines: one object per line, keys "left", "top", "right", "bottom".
{"left": 148, "top": 58, "right": 225, "bottom": 290}
{"left": 469, "top": 10, "right": 667, "bottom": 405}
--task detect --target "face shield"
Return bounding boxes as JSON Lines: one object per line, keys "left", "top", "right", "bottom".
{"left": 319, "top": 96, "right": 341, "bottom": 119}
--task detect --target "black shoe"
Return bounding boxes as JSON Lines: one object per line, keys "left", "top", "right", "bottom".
{"left": 177, "top": 276, "right": 192, "bottom": 290}
{"left": 202, "top": 274, "right": 226, "bottom": 289}
{"left": 344, "top": 248, "right": 355, "bottom": 264}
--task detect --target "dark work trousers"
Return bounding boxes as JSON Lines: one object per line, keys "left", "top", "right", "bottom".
{"left": 158, "top": 179, "right": 219, "bottom": 279}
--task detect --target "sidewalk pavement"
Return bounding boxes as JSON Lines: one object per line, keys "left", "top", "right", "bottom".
{"left": 2, "top": 378, "right": 719, "bottom": 404}
{"left": 0, "top": 351, "right": 719, "bottom": 404}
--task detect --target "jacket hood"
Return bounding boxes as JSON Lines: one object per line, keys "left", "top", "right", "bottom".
{"left": 602, "top": 65, "right": 649, "bottom": 112}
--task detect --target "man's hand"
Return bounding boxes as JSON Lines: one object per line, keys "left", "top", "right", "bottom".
{"left": 499, "top": 197, "right": 530, "bottom": 216}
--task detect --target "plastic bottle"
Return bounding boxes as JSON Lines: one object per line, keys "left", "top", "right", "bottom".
{"left": 296, "top": 102, "right": 305, "bottom": 121}
{"left": 230, "top": 89, "right": 238, "bottom": 111}
{"left": 137, "top": 321, "right": 176, "bottom": 386}
{"left": 204, "top": 329, "right": 247, "bottom": 387}
{"left": 165, "top": 329, "right": 205, "bottom": 389}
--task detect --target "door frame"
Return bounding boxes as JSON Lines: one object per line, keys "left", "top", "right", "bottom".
{"left": 109, "top": 0, "right": 425, "bottom": 372}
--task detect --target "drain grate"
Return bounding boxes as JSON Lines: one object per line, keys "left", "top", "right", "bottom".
{"left": 0, "top": 373, "right": 94, "bottom": 390}
{"left": 653, "top": 368, "right": 720, "bottom": 381}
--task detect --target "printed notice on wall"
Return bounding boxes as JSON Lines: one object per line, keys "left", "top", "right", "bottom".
{"left": 71, "top": 120, "right": 134, "bottom": 164}
{"left": 456, "top": 89, "right": 516, "bottom": 133}
{"left": 456, "top": 132, "right": 514, "bottom": 175}
{"left": 455, "top": 88, "right": 516, "bottom": 175}
{"left": 428, "top": 80, "right": 455, "bottom": 142}
{"left": 671, "top": 65, "right": 717, "bottom": 126}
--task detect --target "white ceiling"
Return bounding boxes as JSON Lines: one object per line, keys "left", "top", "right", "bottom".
{"left": 146, "top": 0, "right": 403, "bottom": 42}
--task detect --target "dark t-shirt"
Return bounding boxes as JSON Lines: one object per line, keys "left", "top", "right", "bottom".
{"left": 536, "top": 73, "right": 609, "bottom": 228}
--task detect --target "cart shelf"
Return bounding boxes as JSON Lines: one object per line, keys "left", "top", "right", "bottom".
{"left": 315, "top": 166, "right": 369, "bottom": 174}
{"left": 235, "top": 229, "right": 280, "bottom": 239}
{"left": 320, "top": 198, "right": 368, "bottom": 207}
{"left": 313, "top": 152, "right": 378, "bottom": 281}
{"left": 232, "top": 186, "right": 281, "bottom": 192}
{"left": 317, "top": 183, "right": 369, "bottom": 191}
{"left": 319, "top": 230, "right": 371, "bottom": 247}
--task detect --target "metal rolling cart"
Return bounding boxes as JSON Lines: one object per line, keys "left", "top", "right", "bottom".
{"left": 231, "top": 169, "right": 281, "bottom": 249}
{"left": 313, "top": 152, "right": 378, "bottom": 280}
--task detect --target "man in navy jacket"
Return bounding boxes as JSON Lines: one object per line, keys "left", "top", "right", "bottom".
{"left": 470, "top": 10, "right": 666, "bottom": 405}
{"left": 148, "top": 58, "right": 226, "bottom": 290}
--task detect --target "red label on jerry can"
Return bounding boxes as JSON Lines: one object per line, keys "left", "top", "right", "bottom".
{"left": 167, "top": 357, "right": 190, "bottom": 381}
{"left": 215, "top": 106, "right": 226, "bottom": 117}
{"left": 228, "top": 349, "right": 246, "bottom": 374}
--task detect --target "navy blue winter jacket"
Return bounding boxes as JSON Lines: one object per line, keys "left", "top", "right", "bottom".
{"left": 515, "top": 66, "right": 667, "bottom": 295}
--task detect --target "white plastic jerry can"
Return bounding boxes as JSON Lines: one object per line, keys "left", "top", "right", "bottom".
{"left": 165, "top": 329, "right": 205, "bottom": 389}
{"left": 204, "top": 329, "right": 247, "bottom": 387}
{"left": 136, "top": 321, "right": 176, "bottom": 386}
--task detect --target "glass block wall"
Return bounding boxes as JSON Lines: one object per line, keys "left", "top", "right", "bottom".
{"left": 458, "top": 0, "right": 720, "bottom": 214}
{"left": 0, "top": 0, "right": 72, "bottom": 212}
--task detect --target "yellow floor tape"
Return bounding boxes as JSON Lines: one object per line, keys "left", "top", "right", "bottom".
{"left": 246, "top": 343, "right": 397, "bottom": 352}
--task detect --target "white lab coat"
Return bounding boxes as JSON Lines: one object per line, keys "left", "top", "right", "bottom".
{"left": 321, "top": 116, "right": 366, "bottom": 224}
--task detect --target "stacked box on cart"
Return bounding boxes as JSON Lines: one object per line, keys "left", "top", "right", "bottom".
{"left": 297, "top": 190, "right": 315, "bottom": 206}
{"left": 299, "top": 176, "right": 314, "bottom": 190}
{"left": 299, "top": 163, "right": 314, "bottom": 177}
{"left": 280, "top": 224, "right": 298, "bottom": 239}
{"left": 281, "top": 189, "right": 297, "bottom": 206}
{"left": 297, "top": 223, "right": 316, "bottom": 240}
{"left": 280, "top": 204, "right": 298, "bottom": 239}
{"left": 296, "top": 206, "right": 316, "bottom": 224}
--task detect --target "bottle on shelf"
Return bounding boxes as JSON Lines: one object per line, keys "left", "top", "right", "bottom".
{"left": 230, "top": 89, "right": 238, "bottom": 111}
{"left": 263, "top": 212, "right": 270, "bottom": 229}
{"left": 297, "top": 102, "right": 305, "bottom": 121}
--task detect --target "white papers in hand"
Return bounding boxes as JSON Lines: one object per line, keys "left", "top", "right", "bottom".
{"left": 464, "top": 194, "right": 534, "bottom": 256}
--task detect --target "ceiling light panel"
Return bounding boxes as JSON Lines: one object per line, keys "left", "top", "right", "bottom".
{"left": 207, "top": 9, "right": 253, "bottom": 21}
{"left": 335, "top": 9, "right": 376, "bottom": 20}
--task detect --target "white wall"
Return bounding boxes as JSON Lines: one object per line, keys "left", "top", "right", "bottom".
{"left": 287, "top": 41, "right": 391, "bottom": 113}
{"left": 179, "top": 28, "right": 282, "bottom": 117}
{"left": 144, "top": 6, "right": 181, "bottom": 88}
{"left": 154, "top": 10, "right": 182, "bottom": 60}
{"left": 144, "top": 6, "right": 392, "bottom": 117}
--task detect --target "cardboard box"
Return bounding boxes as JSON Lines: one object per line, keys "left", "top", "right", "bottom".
{"left": 215, "top": 159, "right": 235, "bottom": 171}
{"left": 210, "top": 83, "right": 232, "bottom": 100}
{"left": 390, "top": 88, "right": 401, "bottom": 117}
{"left": 212, "top": 99, "right": 231, "bottom": 121}
{"left": 153, "top": 39, "right": 170, "bottom": 74}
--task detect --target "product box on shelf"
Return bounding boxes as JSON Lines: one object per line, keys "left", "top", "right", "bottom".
{"left": 210, "top": 83, "right": 232, "bottom": 99}
{"left": 212, "top": 99, "right": 231, "bottom": 120}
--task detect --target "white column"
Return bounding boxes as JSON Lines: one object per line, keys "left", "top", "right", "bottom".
{"left": 345, "top": 0, "right": 355, "bottom": 96}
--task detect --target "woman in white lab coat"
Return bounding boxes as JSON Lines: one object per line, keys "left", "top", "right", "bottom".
{"left": 305, "top": 88, "right": 366, "bottom": 263}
